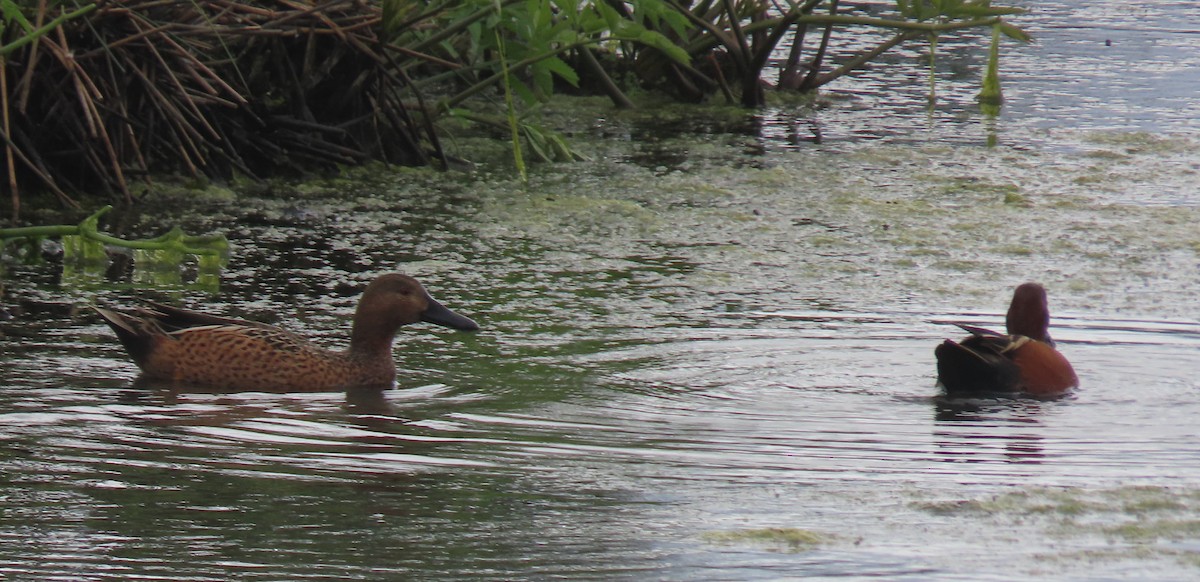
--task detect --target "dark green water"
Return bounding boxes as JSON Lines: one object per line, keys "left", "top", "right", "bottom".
{"left": 5, "top": 1, "right": 1200, "bottom": 579}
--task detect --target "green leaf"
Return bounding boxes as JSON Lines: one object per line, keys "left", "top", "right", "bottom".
{"left": 632, "top": 0, "right": 690, "bottom": 37}
{"left": 522, "top": 125, "right": 551, "bottom": 162}
{"left": 658, "top": 9, "right": 691, "bottom": 37}
{"left": 63, "top": 235, "right": 108, "bottom": 265}
{"left": 380, "top": 0, "right": 412, "bottom": 38}
{"left": 998, "top": 21, "right": 1033, "bottom": 43}
{"left": 0, "top": 0, "right": 34, "bottom": 33}
{"left": 510, "top": 75, "right": 538, "bottom": 106}
{"left": 977, "top": 24, "right": 1004, "bottom": 106}
{"left": 541, "top": 55, "right": 580, "bottom": 87}
{"left": 532, "top": 61, "right": 554, "bottom": 97}
{"left": 548, "top": 133, "right": 586, "bottom": 162}
{"left": 533, "top": 0, "right": 553, "bottom": 31}
{"left": 636, "top": 29, "right": 690, "bottom": 64}
{"left": 594, "top": 0, "right": 623, "bottom": 30}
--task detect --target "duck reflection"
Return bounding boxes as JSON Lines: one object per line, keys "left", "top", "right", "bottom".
{"left": 931, "top": 396, "right": 1048, "bottom": 464}
{"left": 343, "top": 386, "right": 402, "bottom": 418}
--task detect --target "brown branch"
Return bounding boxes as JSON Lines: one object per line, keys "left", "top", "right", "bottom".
{"left": 1, "top": 127, "right": 78, "bottom": 209}
{"left": 809, "top": 30, "right": 924, "bottom": 89}
{"left": 15, "top": 0, "right": 49, "bottom": 113}
{"left": 3, "top": 54, "right": 18, "bottom": 222}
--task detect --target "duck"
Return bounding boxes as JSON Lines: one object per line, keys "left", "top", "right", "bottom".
{"left": 94, "top": 273, "right": 479, "bottom": 392}
{"left": 935, "top": 282, "right": 1078, "bottom": 398}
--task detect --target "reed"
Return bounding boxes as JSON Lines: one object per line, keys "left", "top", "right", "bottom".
{"left": 1, "top": 0, "right": 440, "bottom": 222}
{"left": 0, "top": 0, "right": 1031, "bottom": 222}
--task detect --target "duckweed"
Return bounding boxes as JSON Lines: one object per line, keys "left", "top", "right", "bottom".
{"left": 702, "top": 527, "right": 827, "bottom": 551}
{"left": 913, "top": 486, "right": 1200, "bottom": 567}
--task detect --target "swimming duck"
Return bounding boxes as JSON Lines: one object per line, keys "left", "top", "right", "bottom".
{"left": 935, "top": 283, "right": 1078, "bottom": 398}
{"left": 94, "top": 273, "right": 479, "bottom": 392}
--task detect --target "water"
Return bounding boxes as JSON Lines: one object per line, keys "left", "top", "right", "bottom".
{"left": 5, "top": 1, "right": 1200, "bottom": 579}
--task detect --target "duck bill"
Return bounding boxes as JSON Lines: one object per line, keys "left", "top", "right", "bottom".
{"left": 421, "top": 297, "right": 479, "bottom": 331}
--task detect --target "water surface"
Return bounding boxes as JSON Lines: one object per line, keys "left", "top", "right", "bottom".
{"left": 4, "top": 1, "right": 1200, "bottom": 579}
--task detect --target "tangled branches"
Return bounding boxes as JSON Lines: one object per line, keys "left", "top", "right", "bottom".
{"left": 2, "top": 0, "right": 439, "bottom": 220}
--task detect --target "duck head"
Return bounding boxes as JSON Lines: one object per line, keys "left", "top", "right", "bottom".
{"left": 349, "top": 273, "right": 478, "bottom": 355}
{"left": 1005, "top": 282, "right": 1052, "bottom": 344}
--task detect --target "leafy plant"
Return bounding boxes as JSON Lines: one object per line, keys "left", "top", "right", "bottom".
{"left": 624, "top": 0, "right": 1032, "bottom": 106}
{"left": 1, "top": 205, "right": 228, "bottom": 284}
{"left": 0, "top": 0, "right": 1036, "bottom": 218}
{"left": 0, "top": 206, "right": 228, "bottom": 260}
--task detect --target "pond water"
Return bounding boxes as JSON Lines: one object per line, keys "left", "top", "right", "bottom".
{"left": 4, "top": 1, "right": 1200, "bottom": 580}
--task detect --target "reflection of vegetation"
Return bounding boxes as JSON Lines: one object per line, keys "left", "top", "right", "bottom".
{"left": 1, "top": 0, "right": 1030, "bottom": 218}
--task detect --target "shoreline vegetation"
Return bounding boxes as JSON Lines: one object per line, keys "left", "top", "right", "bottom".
{"left": 0, "top": 0, "right": 1029, "bottom": 223}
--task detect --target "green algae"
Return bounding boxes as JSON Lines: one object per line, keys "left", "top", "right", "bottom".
{"left": 702, "top": 527, "right": 828, "bottom": 551}
{"left": 912, "top": 486, "right": 1200, "bottom": 569}
{"left": 1104, "top": 519, "right": 1200, "bottom": 542}
{"left": 1082, "top": 131, "right": 1195, "bottom": 154}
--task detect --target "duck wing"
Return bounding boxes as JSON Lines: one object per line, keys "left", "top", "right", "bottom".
{"left": 935, "top": 332, "right": 1024, "bottom": 395}
{"left": 142, "top": 301, "right": 281, "bottom": 332}
{"left": 954, "top": 324, "right": 1006, "bottom": 339}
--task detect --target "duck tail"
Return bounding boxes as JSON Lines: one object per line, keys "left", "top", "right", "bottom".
{"left": 935, "top": 339, "right": 1021, "bottom": 395}
{"left": 93, "top": 306, "right": 159, "bottom": 367}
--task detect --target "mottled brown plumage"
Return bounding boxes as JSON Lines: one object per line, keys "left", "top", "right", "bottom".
{"left": 94, "top": 273, "right": 478, "bottom": 392}
{"left": 935, "top": 283, "right": 1078, "bottom": 398}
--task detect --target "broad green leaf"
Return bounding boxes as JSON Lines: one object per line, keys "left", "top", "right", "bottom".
{"left": 511, "top": 76, "right": 538, "bottom": 105}
{"left": 532, "top": 61, "right": 553, "bottom": 97}
{"left": 636, "top": 29, "right": 690, "bottom": 64}
{"left": 594, "top": 0, "right": 622, "bottom": 30}
{"left": 632, "top": 0, "right": 691, "bottom": 37}
{"left": 548, "top": 134, "right": 586, "bottom": 162}
{"left": 63, "top": 235, "right": 108, "bottom": 265}
{"left": 533, "top": 0, "right": 552, "bottom": 31}
{"left": 522, "top": 125, "right": 551, "bottom": 161}
{"left": 661, "top": 11, "right": 690, "bottom": 37}
{"left": 541, "top": 55, "right": 580, "bottom": 87}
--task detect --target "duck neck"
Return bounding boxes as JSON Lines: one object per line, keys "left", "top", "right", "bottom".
{"left": 1006, "top": 291, "right": 1051, "bottom": 342}
{"left": 348, "top": 317, "right": 401, "bottom": 359}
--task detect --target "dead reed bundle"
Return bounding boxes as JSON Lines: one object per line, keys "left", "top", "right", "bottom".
{"left": 2, "top": 0, "right": 438, "bottom": 221}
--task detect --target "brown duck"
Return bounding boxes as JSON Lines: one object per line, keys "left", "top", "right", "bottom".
{"left": 935, "top": 282, "right": 1078, "bottom": 398}
{"left": 94, "top": 273, "right": 479, "bottom": 392}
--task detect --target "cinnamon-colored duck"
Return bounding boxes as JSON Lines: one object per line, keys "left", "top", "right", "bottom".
{"left": 94, "top": 273, "right": 478, "bottom": 392}
{"left": 935, "top": 283, "right": 1078, "bottom": 398}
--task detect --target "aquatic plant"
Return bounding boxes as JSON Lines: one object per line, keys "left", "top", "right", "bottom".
{"left": 0, "top": 0, "right": 1031, "bottom": 219}
{"left": 0, "top": 205, "right": 228, "bottom": 276}
{"left": 629, "top": 0, "right": 1031, "bottom": 106}
{"left": 0, "top": 0, "right": 686, "bottom": 219}
{"left": 0, "top": 0, "right": 446, "bottom": 222}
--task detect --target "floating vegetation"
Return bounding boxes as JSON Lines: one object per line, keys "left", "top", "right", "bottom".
{"left": 702, "top": 527, "right": 827, "bottom": 551}
{"left": 912, "top": 486, "right": 1200, "bottom": 567}
{"left": 0, "top": 206, "right": 227, "bottom": 288}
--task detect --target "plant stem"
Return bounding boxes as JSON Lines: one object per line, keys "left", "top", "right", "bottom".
{"left": 495, "top": 30, "right": 526, "bottom": 182}
{"left": 0, "top": 206, "right": 228, "bottom": 257}
{"left": 0, "top": 3, "right": 97, "bottom": 57}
